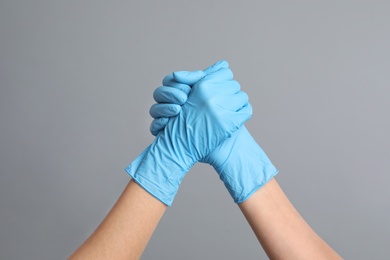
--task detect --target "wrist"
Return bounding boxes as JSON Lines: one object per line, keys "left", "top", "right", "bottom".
{"left": 211, "top": 126, "right": 279, "bottom": 203}
{"left": 126, "top": 138, "right": 191, "bottom": 206}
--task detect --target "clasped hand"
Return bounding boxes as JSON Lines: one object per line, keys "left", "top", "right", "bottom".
{"left": 127, "top": 61, "right": 277, "bottom": 206}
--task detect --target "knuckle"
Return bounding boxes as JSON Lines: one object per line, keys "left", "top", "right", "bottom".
{"left": 232, "top": 80, "right": 241, "bottom": 91}
{"left": 242, "top": 91, "right": 249, "bottom": 101}
{"left": 226, "top": 68, "right": 233, "bottom": 79}
{"left": 196, "top": 81, "right": 208, "bottom": 93}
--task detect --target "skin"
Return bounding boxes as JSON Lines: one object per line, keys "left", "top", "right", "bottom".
{"left": 69, "top": 180, "right": 166, "bottom": 260}
{"left": 239, "top": 178, "right": 342, "bottom": 259}
{"left": 69, "top": 178, "right": 341, "bottom": 259}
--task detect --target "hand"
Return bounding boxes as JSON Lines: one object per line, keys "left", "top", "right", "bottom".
{"left": 150, "top": 62, "right": 278, "bottom": 203}
{"left": 150, "top": 61, "right": 227, "bottom": 135}
{"left": 126, "top": 61, "right": 252, "bottom": 206}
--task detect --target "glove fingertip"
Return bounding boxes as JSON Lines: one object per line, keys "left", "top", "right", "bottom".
{"left": 150, "top": 120, "right": 159, "bottom": 136}
{"left": 150, "top": 118, "right": 169, "bottom": 136}
{"left": 152, "top": 86, "right": 163, "bottom": 102}
{"left": 203, "top": 60, "right": 229, "bottom": 74}
{"left": 149, "top": 103, "right": 158, "bottom": 117}
{"left": 150, "top": 128, "right": 159, "bottom": 136}
{"left": 169, "top": 104, "right": 182, "bottom": 115}
{"left": 177, "top": 91, "right": 188, "bottom": 105}
{"left": 162, "top": 73, "right": 174, "bottom": 85}
{"left": 228, "top": 103, "right": 252, "bottom": 133}
{"left": 238, "top": 103, "right": 253, "bottom": 124}
{"left": 216, "top": 60, "right": 229, "bottom": 68}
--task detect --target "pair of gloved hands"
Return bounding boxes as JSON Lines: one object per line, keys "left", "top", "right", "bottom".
{"left": 126, "top": 61, "right": 278, "bottom": 206}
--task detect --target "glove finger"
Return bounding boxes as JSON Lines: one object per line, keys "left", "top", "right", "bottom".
{"left": 221, "top": 91, "right": 249, "bottom": 112}
{"left": 225, "top": 103, "right": 253, "bottom": 134}
{"left": 149, "top": 103, "right": 181, "bottom": 118}
{"left": 150, "top": 117, "right": 169, "bottom": 136}
{"left": 197, "top": 67, "right": 233, "bottom": 84}
{"left": 170, "top": 60, "right": 229, "bottom": 86}
{"left": 203, "top": 60, "right": 229, "bottom": 74}
{"left": 153, "top": 86, "right": 187, "bottom": 105}
{"left": 172, "top": 70, "right": 206, "bottom": 85}
{"left": 162, "top": 74, "right": 192, "bottom": 95}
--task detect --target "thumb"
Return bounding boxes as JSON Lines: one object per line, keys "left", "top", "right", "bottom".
{"left": 173, "top": 70, "right": 206, "bottom": 85}
{"left": 173, "top": 60, "right": 229, "bottom": 85}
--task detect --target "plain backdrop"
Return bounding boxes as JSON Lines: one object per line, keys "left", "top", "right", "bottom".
{"left": 1, "top": 1, "right": 389, "bottom": 259}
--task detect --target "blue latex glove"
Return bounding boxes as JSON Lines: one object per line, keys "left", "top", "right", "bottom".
{"left": 150, "top": 64, "right": 278, "bottom": 203}
{"left": 150, "top": 61, "right": 228, "bottom": 135}
{"left": 126, "top": 61, "right": 252, "bottom": 206}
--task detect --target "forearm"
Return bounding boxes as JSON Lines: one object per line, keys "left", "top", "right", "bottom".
{"left": 238, "top": 178, "right": 342, "bottom": 260}
{"left": 69, "top": 180, "right": 167, "bottom": 260}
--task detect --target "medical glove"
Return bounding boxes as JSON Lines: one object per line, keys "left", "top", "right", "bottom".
{"left": 150, "top": 61, "right": 228, "bottom": 136}
{"left": 150, "top": 67, "right": 278, "bottom": 203}
{"left": 126, "top": 62, "right": 252, "bottom": 206}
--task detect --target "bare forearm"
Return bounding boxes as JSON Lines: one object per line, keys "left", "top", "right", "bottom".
{"left": 239, "top": 178, "right": 342, "bottom": 260}
{"left": 69, "top": 180, "right": 167, "bottom": 260}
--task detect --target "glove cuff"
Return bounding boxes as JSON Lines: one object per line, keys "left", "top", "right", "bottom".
{"left": 125, "top": 143, "right": 190, "bottom": 206}
{"left": 214, "top": 127, "right": 279, "bottom": 203}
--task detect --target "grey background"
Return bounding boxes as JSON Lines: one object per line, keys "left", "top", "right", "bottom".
{"left": 1, "top": 0, "right": 389, "bottom": 259}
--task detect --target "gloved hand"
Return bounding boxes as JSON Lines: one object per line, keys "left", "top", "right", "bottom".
{"left": 150, "top": 61, "right": 228, "bottom": 135}
{"left": 126, "top": 61, "right": 252, "bottom": 206}
{"left": 150, "top": 63, "right": 278, "bottom": 203}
